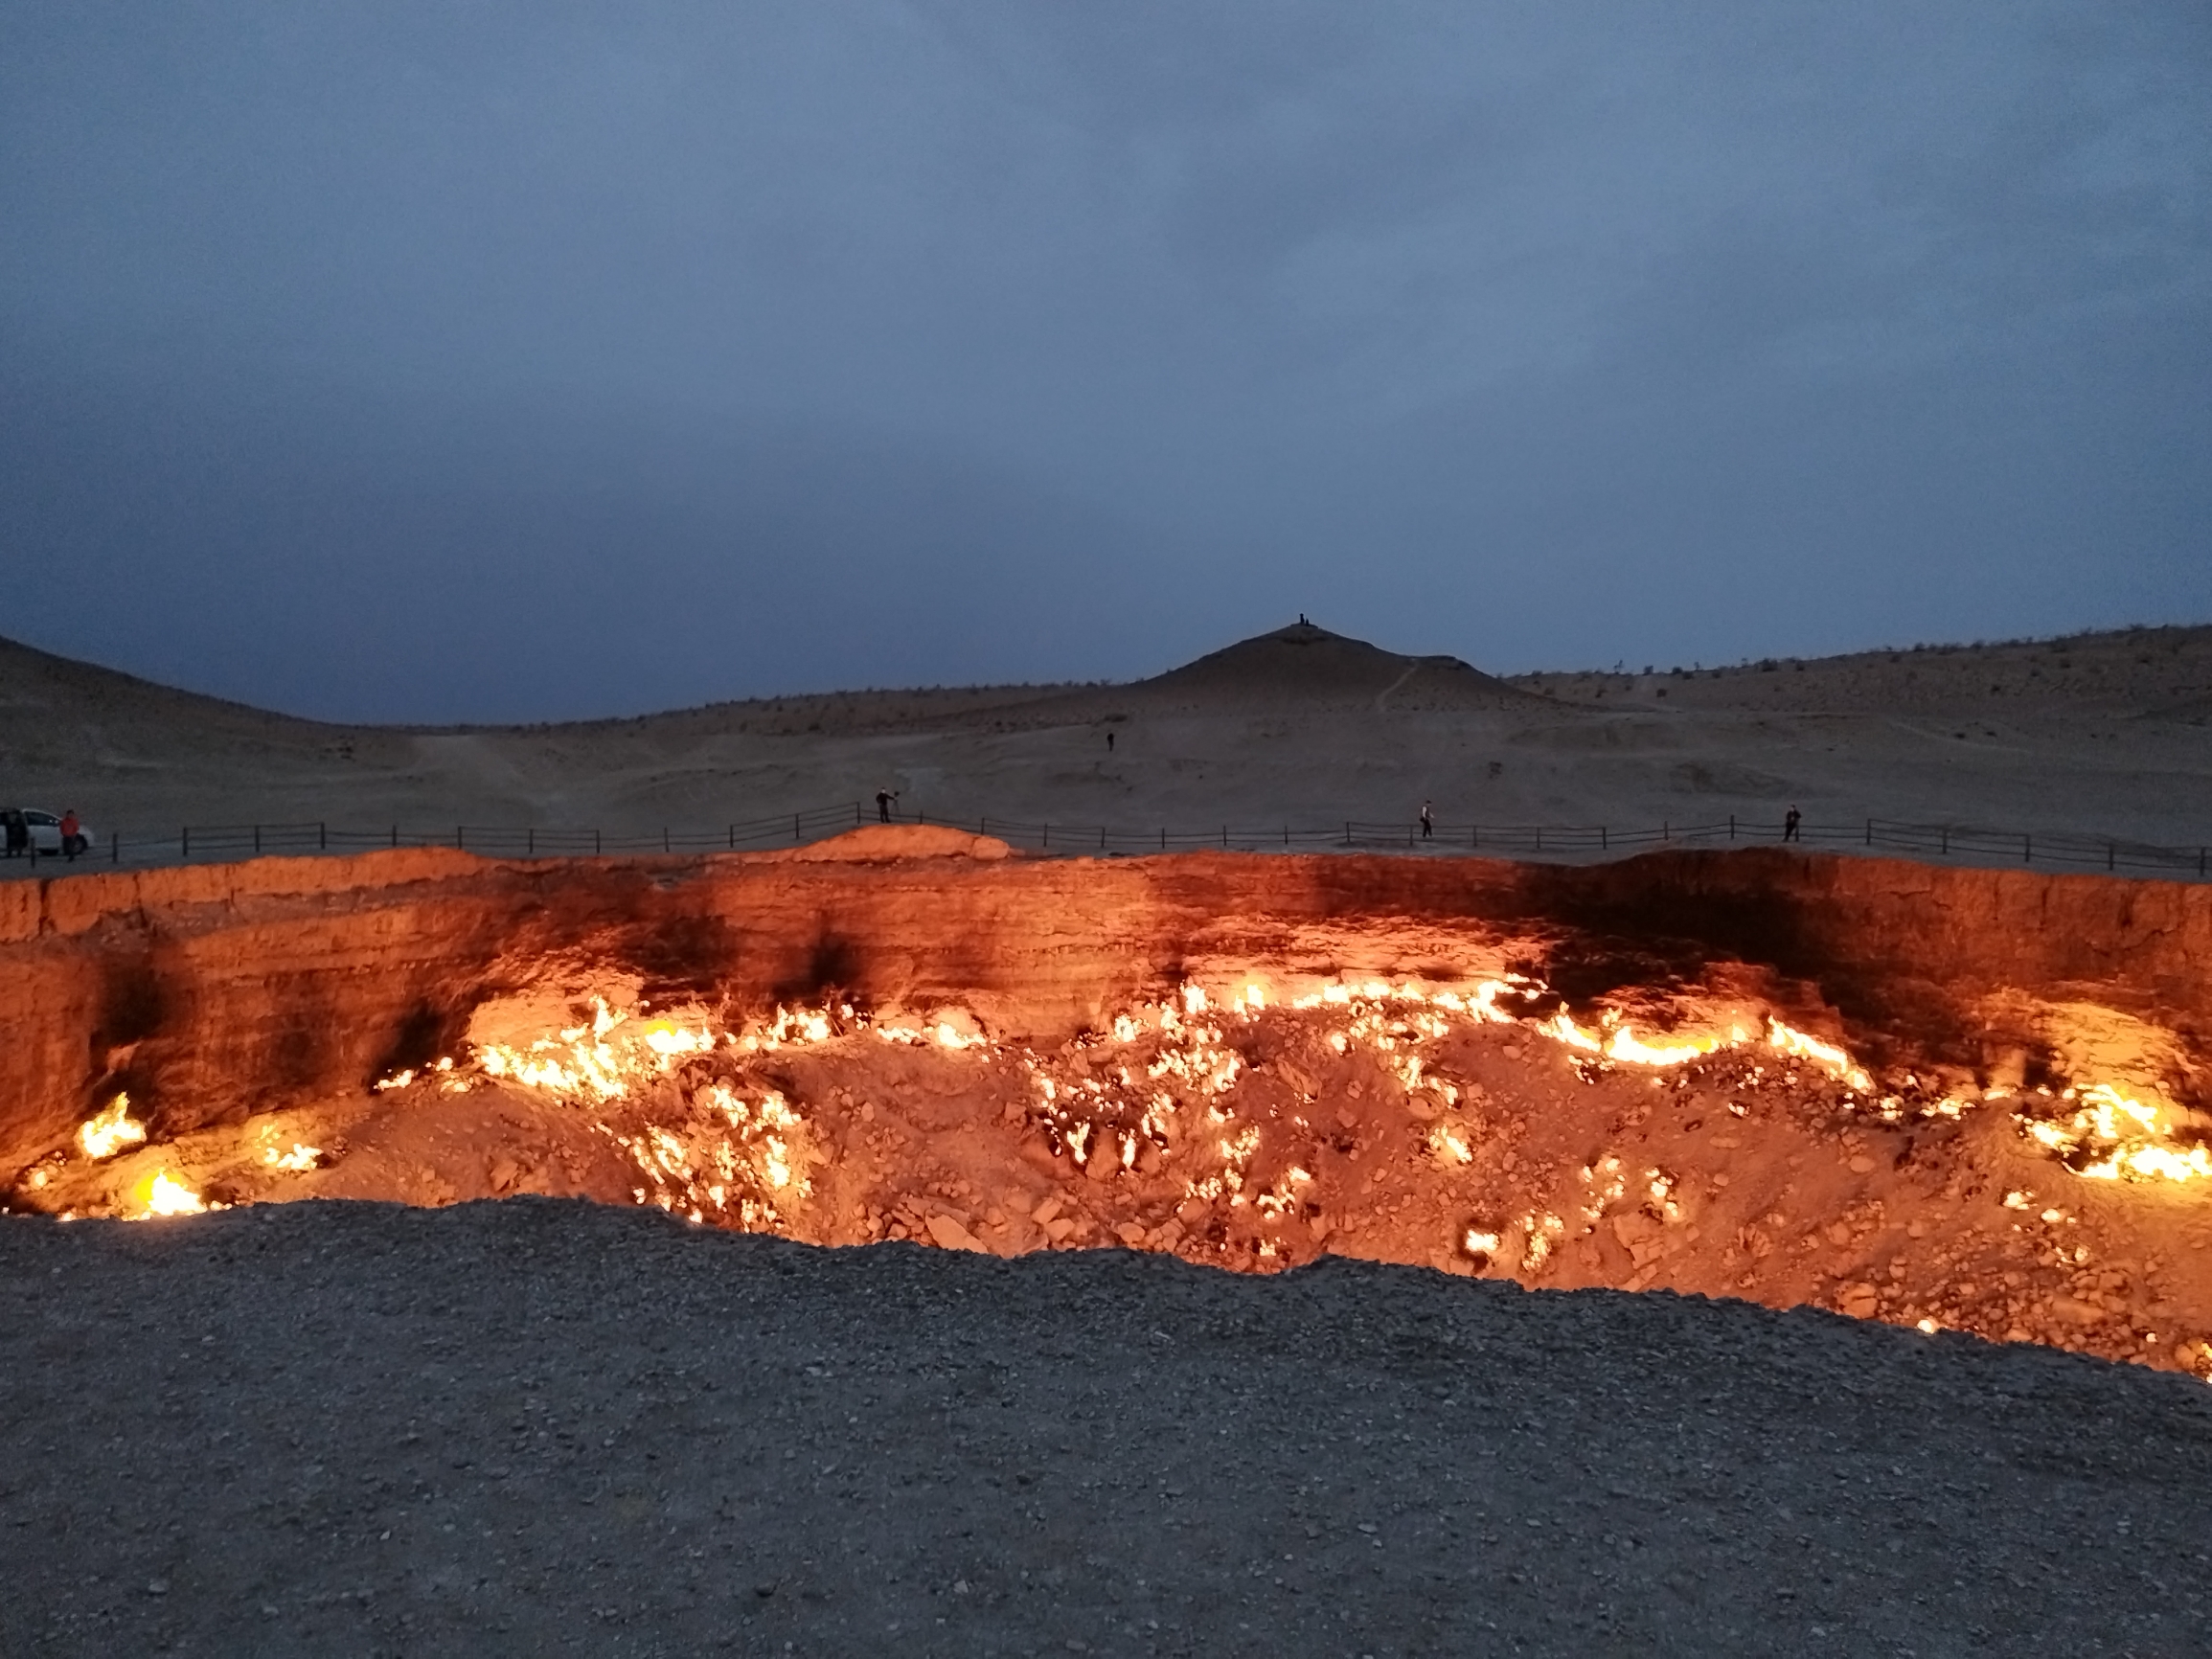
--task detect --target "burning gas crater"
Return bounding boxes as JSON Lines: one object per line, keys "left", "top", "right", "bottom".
{"left": 24, "top": 966, "right": 2212, "bottom": 1379}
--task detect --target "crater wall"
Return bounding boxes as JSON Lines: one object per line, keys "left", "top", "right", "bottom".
{"left": 2, "top": 845, "right": 2206, "bottom": 1169}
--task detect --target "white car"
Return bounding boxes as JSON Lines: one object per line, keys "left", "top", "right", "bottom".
{"left": 10, "top": 809, "right": 94, "bottom": 856}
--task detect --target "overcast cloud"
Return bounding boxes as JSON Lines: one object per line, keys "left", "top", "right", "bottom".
{"left": 3, "top": 1, "right": 2207, "bottom": 721}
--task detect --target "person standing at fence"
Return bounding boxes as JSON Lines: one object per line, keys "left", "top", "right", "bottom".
{"left": 1784, "top": 805, "right": 1802, "bottom": 843}
{"left": 59, "top": 809, "right": 81, "bottom": 859}
{"left": 2, "top": 809, "right": 24, "bottom": 857}
{"left": 1420, "top": 801, "right": 1434, "bottom": 840}
{"left": 876, "top": 787, "right": 899, "bottom": 824}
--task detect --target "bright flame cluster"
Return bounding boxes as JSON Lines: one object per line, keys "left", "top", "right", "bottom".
{"left": 2019, "top": 1083, "right": 2212, "bottom": 1184}
{"left": 78, "top": 1095, "right": 147, "bottom": 1160}
{"left": 1013, "top": 974, "right": 1895, "bottom": 1233}
{"left": 142, "top": 1170, "right": 206, "bottom": 1216}
{"left": 474, "top": 998, "right": 721, "bottom": 1102}
{"left": 605, "top": 1083, "right": 815, "bottom": 1227}
{"left": 1540, "top": 1008, "right": 1873, "bottom": 1090}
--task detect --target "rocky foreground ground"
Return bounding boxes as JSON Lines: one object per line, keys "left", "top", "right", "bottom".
{"left": 4, "top": 1200, "right": 2210, "bottom": 1657}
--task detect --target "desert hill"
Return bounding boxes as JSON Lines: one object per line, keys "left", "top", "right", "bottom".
{"left": 1135, "top": 618, "right": 1542, "bottom": 712}
{"left": 11, "top": 618, "right": 2212, "bottom": 746}
{"left": 1515, "top": 623, "right": 2212, "bottom": 721}
{"left": 2, "top": 621, "right": 2208, "bottom": 856}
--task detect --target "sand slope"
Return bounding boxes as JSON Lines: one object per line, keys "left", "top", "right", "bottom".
{"left": 3, "top": 621, "right": 2207, "bottom": 857}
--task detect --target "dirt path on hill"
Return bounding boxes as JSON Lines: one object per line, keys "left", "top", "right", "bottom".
{"left": 5, "top": 1200, "right": 2210, "bottom": 1657}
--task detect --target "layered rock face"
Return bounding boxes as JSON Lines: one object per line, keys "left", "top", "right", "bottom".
{"left": 3, "top": 838, "right": 2208, "bottom": 1374}
{"left": 4, "top": 842, "right": 2206, "bottom": 1158}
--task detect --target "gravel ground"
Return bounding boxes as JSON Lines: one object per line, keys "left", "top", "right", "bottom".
{"left": 4, "top": 1199, "right": 2210, "bottom": 1657}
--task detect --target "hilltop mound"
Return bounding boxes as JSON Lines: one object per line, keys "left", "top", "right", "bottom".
{"left": 1137, "top": 620, "right": 1544, "bottom": 711}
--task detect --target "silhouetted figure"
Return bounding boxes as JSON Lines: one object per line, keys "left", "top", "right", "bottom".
{"left": 876, "top": 788, "right": 899, "bottom": 824}
{"left": 1106, "top": 730, "right": 1114, "bottom": 752}
{"left": 1784, "top": 805, "right": 1802, "bottom": 843}
{"left": 59, "top": 809, "right": 81, "bottom": 859}
{"left": 2, "top": 810, "right": 25, "bottom": 857}
{"left": 1420, "top": 801, "right": 1434, "bottom": 839}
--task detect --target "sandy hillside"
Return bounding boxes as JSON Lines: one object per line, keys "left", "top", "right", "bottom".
{"left": 2, "top": 619, "right": 2207, "bottom": 856}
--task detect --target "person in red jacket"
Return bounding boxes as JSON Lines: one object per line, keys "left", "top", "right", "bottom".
{"left": 58, "top": 809, "right": 82, "bottom": 858}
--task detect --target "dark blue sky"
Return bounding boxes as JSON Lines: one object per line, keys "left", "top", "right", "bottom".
{"left": 5, "top": 2, "right": 2207, "bottom": 722}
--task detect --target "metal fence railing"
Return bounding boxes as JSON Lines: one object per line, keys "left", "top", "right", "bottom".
{"left": 2, "top": 804, "right": 2206, "bottom": 881}
{"left": 0, "top": 803, "right": 869, "bottom": 875}
{"left": 966, "top": 812, "right": 2211, "bottom": 878}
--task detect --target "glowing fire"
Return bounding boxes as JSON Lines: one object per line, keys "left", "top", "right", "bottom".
{"left": 1767, "top": 1019, "right": 1875, "bottom": 1092}
{"left": 141, "top": 1170, "right": 206, "bottom": 1216}
{"left": 78, "top": 1095, "right": 147, "bottom": 1160}
{"left": 33, "top": 944, "right": 2208, "bottom": 1383}
{"left": 438, "top": 970, "right": 1909, "bottom": 1242}
{"left": 159, "top": 945, "right": 2202, "bottom": 1291}
{"left": 474, "top": 997, "right": 714, "bottom": 1101}
{"left": 2019, "top": 1083, "right": 2212, "bottom": 1184}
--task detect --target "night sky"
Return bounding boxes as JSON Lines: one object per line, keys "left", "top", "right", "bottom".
{"left": 5, "top": 3, "right": 2207, "bottom": 722}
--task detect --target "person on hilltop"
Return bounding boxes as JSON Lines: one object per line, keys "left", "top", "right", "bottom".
{"left": 59, "top": 808, "right": 82, "bottom": 859}
{"left": 1784, "top": 805, "right": 1802, "bottom": 844}
{"left": 876, "top": 787, "right": 900, "bottom": 825}
{"left": 1420, "top": 801, "right": 1434, "bottom": 840}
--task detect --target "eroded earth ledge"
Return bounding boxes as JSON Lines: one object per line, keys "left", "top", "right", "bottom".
{"left": 5, "top": 826, "right": 2211, "bottom": 1375}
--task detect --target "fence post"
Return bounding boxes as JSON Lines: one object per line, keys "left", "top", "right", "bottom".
{"left": 1472, "top": 825, "right": 1478, "bottom": 849}
{"left": 1284, "top": 826, "right": 1289, "bottom": 848}
{"left": 855, "top": 803, "right": 862, "bottom": 827}
{"left": 1160, "top": 828, "right": 1166, "bottom": 851}
{"left": 665, "top": 828, "right": 672, "bottom": 853}
{"left": 528, "top": 828, "right": 535, "bottom": 856}
{"left": 2023, "top": 834, "right": 2031, "bottom": 864}
{"left": 729, "top": 825, "right": 735, "bottom": 850}
{"left": 1662, "top": 821, "right": 1669, "bottom": 843}
{"left": 1601, "top": 826, "right": 1608, "bottom": 851}
{"left": 1864, "top": 819, "right": 1871, "bottom": 847}
{"left": 793, "top": 814, "right": 800, "bottom": 842}
{"left": 1728, "top": 815, "right": 1735, "bottom": 842}
{"left": 2108, "top": 840, "right": 2114, "bottom": 872}
{"left": 254, "top": 825, "right": 262, "bottom": 854}
{"left": 111, "top": 832, "right": 118, "bottom": 864}
{"left": 594, "top": 829, "right": 601, "bottom": 855}
{"left": 1043, "top": 824, "right": 1049, "bottom": 849}
{"left": 319, "top": 822, "right": 327, "bottom": 852}
{"left": 457, "top": 826, "right": 465, "bottom": 851}
{"left": 1536, "top": 828, "right": 1542, "bottom": 852}
{"left": 1100, "top": 827, "right": 1106, "bottom": 850}
{"left": 1343, "top": 822, "right": 1350, "bottom": 847}
{"left": 1940, "top": 827, "right": 1948, "bottom": 855}
{"left": 1223, "top": 826, "right": 1228, "bottom": 849}
{"left": 182, "top": 827, "right": 189, "bottom": 858}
